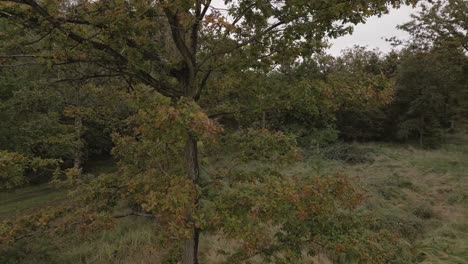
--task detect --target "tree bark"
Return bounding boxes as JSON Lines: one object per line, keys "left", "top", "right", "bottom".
{"left": 165, "top": 5, "right": 203, "bottom": 260}
{"left": 419, "top": 117, "right": 424, "bottom": 148}
{"left": 262, "top": 111, "right": 266, "bottom": 129}
{"left": 73, "top": 116, "right": 83, "bottom": 169}
{"left": 183, "top": 227, "right": 200, "bottom": 264}
{"left": 183, "top": 134, "right": 200, "bottom": 264}
{"left": 419, "top": 130, "right": 423, "bottom": 148}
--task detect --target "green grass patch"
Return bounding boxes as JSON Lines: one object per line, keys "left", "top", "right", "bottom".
{"left": 0, "top": 184, "right": 67, "bottom": 219}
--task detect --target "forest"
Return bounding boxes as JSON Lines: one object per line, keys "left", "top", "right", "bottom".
{"left": 0, "top": 0, "right": 467, "bottom": 263}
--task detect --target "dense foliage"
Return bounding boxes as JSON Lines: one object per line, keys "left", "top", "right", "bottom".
{"left": 0, "top": 0, "right": 466, "bottom": 263}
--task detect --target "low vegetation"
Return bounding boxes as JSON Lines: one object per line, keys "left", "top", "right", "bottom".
{"left": 1, "top": 134, "right": 467, "bottom": 263}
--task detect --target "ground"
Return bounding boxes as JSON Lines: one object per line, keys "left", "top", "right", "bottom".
{"left": 1, "top": 134, "right": 467, "bottom": 263}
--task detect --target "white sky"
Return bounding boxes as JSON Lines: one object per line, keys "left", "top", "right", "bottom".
{"left": 327, "top": 5, "right": 418, "bottom": 56}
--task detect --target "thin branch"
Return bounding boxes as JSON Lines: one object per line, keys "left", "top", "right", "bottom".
{"left": 113, "top": 211, "right": 158, "bottom": 219}
{"left": 0, "top": 63, "right": 44, "bottom": 67}
{"left": 52, "top": 73, "right": 123, "bottom": 83}
{"left": 199, "top": 20, "right": 285, "bottom": 67}
{"left": 0, "top": 59, "right": 96, "bottom": 68}
{"left": 199, "top": 0, "right": 356, "bottom": 68}
{"left": 22, "top": 28, "right": 54, "bottom": 45}
{"left": 0, "top": 54, "right": 51, "bottom": 58}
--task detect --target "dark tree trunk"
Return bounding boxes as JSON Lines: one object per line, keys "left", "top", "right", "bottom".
{"left": 183, "top": 226, "right": 200, "bottom": 264}
{"left": 419, "top": 117, "right": 424, "bottom": 148}
{"left": 419, "top": 130, "right": 423, "bottom": 148}
{"left": 183, "top": 133, "right": 200, "bottom": 264}
{"left": 73, "top": 116, "right": 83, "bottom": 169}
{"left": 168, "top": 9, "right": 202, "bottom": 257}
{"left": 262, "top": 111, "right": 266, "bottom": 129}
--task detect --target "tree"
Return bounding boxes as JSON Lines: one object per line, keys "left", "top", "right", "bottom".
{"left": 0, "top": 64, "right": 135, "bottom": 171}
{"left": 0, "top": 0, "right": 418, "bottom": 262}
{"left": 0, "top": 67, "right": 76, "bottom": 161}
{"left": 198, "top": 56, "right": 337, "bottom": 145}
{"left": 390, "top": 0, "right": 468, "bottom": 146}
{"left": 325, "top": 47, "right": 396, "bottom": 141}
{"left": 396, "top": 0, "right": 468, "bottom": 52}
{"left": 392, "top": 47, "right": 466, "bottom": 147}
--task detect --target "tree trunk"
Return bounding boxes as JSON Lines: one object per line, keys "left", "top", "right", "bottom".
{"left": 262, "top": 111, "right": 266, "bottom": 129}
{"left": 183, "top": 134, "right": 200, "bottom": 264}
{"left": 73, "top": 116, "right": 83, "bottom": 169}
{"left": 419, "top": 116, "right": 424, "bottom": 148}
{"left": 419, "top": 130, "right": 423, "bottom": 148}
{"left": 183, "top": 227, "right": 200, "bottom": 264}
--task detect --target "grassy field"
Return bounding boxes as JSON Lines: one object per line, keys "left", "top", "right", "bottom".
{"left": 0, "top": 185, "right": 67, "bottom": 220}
{"left": 1, "top": 134, "right": 467, "bottom": 263}
{"left": 321, "top": 135, "right": 468, "bottom": 264}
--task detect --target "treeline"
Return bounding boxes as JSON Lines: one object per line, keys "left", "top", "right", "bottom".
{"left": 216, "top": 44, "right": 467, "bottom": 147}
{"left": 2, "top": 36, "right": 466, "bottom": 182}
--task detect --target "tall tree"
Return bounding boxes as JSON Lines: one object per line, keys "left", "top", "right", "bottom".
{"left": 0, "top": 0, "right": 418, "bottom": 262}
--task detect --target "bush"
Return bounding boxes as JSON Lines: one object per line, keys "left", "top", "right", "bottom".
{"left": 413, "top": 205, "right": 434, "bottom": 219}
{"left": 0, "top": 151, "right": 28, "bottom": 190}
{"left": 227, "top": 129, "right": 302, "bottom": 162}
{"left": 322, "top": 143, "right": 373, "bottom": 164}
{"left": 447, "top": 191, "right": 468, "bottom": 206}
{"left": 298, "top": 127, "right": 339, "bottom": 149}
{"left": 370, "top": 211, "right": 424, "bottom": 242}
{"left": 0, "top": 151, "right": 61, "bottom": 190}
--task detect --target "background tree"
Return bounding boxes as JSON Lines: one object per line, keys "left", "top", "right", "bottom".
{"left": 325, "top": 47, "right": 396, "bottom": 141}
{"left": 390, "top": 0, "right": 468, "bottom": 147}
{"left": 396, "top": 0, "right": 467, "bottom": 52}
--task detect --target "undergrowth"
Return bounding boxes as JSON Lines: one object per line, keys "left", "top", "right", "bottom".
{"left": 0, "top": 134, "right": 466, "bottom": 263}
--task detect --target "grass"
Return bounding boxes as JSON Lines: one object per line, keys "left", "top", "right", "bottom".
{"left": 0, "top": 185, "right": 67, "bottom": 219}
{"left": 1, "top": 134, "right": 467, "bottom": 263}
{"left": 318, "top": 134, "right": 468, "bottom": 263}
{"left": 56, "top": 217, "right": 166, "bottom": 264}
{"left": 0, "top": 216, "right": 167, "bottom": 264}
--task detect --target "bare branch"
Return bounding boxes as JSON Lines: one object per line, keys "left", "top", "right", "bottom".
{"left": 22, "top": 28, "right": 53, "bottom": 45}
{"left": 113, "top": 211, "right": 158, "bottom": 219}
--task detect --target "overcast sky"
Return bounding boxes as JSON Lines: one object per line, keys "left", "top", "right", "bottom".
{"left": 326, "top": 5, "right": 418, "bottom": 56}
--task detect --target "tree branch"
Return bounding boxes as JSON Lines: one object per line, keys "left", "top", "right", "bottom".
{"left": 199, "top": 20, "right": 285, "bottom": 67}
{"left": 1, "top": 0, "right": 181, "bottom": 98}
{"left": 194, "top": 68, "right": 212, "bottom": 100}
{"left": 163, "top": 7, "right": 197, "bottom": 96}
{"left": 113, "top": 211, "right": 158, "bottom": 219}
{"left": 52, "top": 73, "right": 123, "bottom": 83}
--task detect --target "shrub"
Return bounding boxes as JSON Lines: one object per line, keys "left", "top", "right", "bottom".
{"left": 369, "top": 211, "right": 424, "bottom": 242}
{"left": 0, "top": 151, "right": 61, "bottom": 190}
{"left": 0, "top": 151, "right": 29, "bottom": 190}
{"left": 413, "top": 205, "right": 434, "bottom": 219}
{"left": 298, "top": 127, "right": 339, "bottom": 149}
{"left": 227, "top": 129, "right": 302, "bottom": 162}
